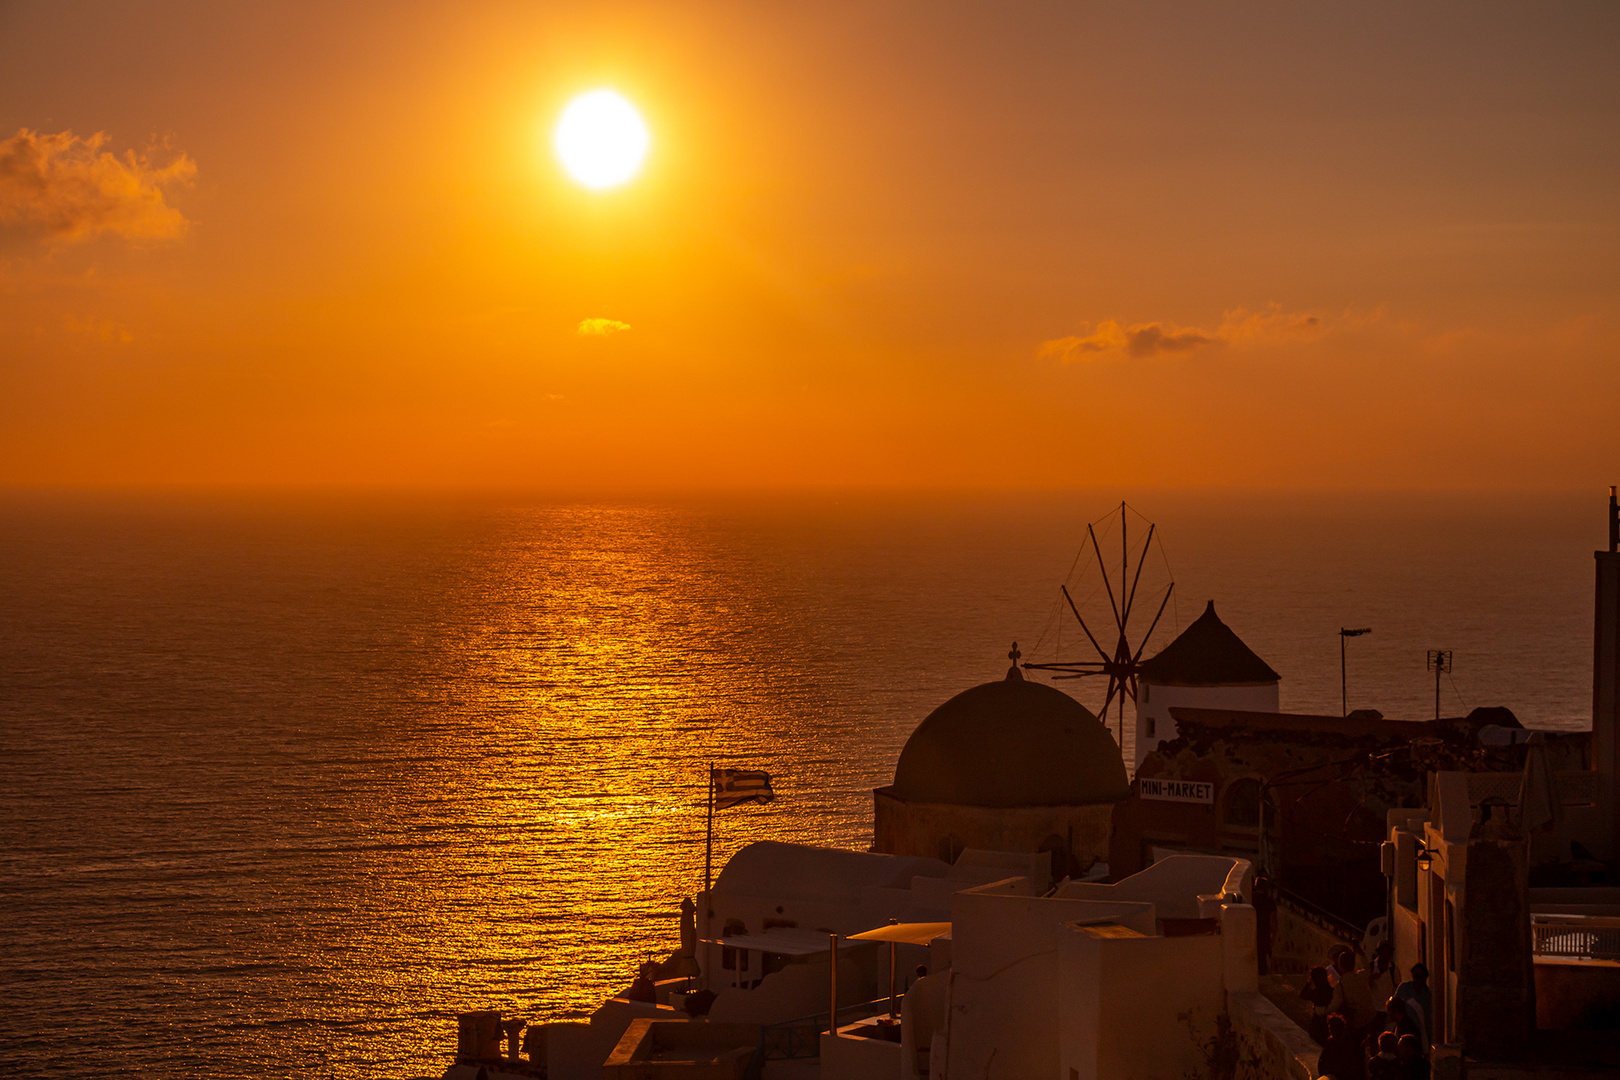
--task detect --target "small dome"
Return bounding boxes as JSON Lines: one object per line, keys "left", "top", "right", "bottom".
{"left": 891, "top": 667, "right": 1130, "bottom": 808}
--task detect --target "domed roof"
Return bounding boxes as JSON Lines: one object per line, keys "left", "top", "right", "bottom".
{"left": 891, "top": 663, "right": 1130, "bottom": 808}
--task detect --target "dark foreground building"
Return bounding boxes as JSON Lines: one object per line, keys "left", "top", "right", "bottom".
{"left": 1111, "top": 705, "right": 1588, "bottom": 928}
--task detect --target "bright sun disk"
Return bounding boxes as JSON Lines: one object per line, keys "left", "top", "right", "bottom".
{"left": 553, "top": 89, "right": 649, "bottom": 190}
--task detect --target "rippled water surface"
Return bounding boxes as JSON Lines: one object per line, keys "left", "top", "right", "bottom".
{"left": 0, "top": 491, "right": 1600, "bottom": 1077}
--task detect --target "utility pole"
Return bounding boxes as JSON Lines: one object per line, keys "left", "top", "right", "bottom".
{"left": 1340, "top": 627, "right": 1372, "bottom": 716}
{"left": 1427, "top": 650, "right": 1453, "bottom": 721}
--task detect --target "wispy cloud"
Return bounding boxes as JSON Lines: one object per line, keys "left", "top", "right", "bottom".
{"left": 0, "top": 129, "right": 195, "bottom": 243}
{"left": 1040, "top": 303, "right": 1324, "bottom": 363}
{"left": 64, "top": 315, "right": 133, "bottom": 344}
{"left": 1039, "top": 320, "right": 1219, "bottom": 362}
{"left": 1217, "top": 305, "right": 1322, "bottom": 344}
{"left": 578, "top": 317, "right": 630, "bottom": 337}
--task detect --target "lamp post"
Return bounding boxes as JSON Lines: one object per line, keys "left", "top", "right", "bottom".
{"left": 1340, "top": 628, "right": 1372, "bottom": 716}
{"left": 1427, "top": 650, "right": 1453, "bottom": 721}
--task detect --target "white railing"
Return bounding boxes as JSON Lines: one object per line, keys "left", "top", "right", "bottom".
{"left": 1531, "top": 914, "right": 1620, "bottom": 960}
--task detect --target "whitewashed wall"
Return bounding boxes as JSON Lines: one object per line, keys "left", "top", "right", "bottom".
{"left": 1134, "top": 682, "right": 1280, "bottom": 771}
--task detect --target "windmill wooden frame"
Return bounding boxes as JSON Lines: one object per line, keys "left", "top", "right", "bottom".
{"left": 1023, "top": 501, "right": 1175, "bottom": 748}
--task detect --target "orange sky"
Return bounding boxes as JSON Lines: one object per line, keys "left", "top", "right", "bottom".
{"left": 2, "top": 1, "right": 1618, "bottom": 492}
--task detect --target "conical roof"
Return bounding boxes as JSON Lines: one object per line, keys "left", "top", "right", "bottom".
{"left": 1139, "top": 600, "right": 1279, "bottom": 687}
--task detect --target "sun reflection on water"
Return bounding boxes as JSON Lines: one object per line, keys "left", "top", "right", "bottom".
{"left": 0, "top": 493, "right": 1596, "bottom": 1078}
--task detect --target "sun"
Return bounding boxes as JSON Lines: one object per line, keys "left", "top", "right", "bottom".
{"left": 552, "top": 89, "right": 650, "bottom": 190}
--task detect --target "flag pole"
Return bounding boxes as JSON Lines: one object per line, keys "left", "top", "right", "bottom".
{"left": 703, "top": 762, "right": 715, "bottom": 950}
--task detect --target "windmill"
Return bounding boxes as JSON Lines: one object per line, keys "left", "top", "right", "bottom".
{"left": 1023, "top": 502, "right": 1176, "bottom": 751}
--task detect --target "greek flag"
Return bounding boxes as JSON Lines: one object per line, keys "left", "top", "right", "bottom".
{"left": 712, "top": 768, "right": 774, "bottom": 810}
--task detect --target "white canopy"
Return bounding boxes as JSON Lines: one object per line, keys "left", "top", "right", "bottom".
{"left": 699, "top": 928, "right": 865, "bottom": 956}
{"left": 848, "top": 921, "right": 952, "bottom": 945}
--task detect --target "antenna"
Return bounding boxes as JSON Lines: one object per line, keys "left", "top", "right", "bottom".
{"left": 1426, "top": 649, "right": 1453, "bottom": 721}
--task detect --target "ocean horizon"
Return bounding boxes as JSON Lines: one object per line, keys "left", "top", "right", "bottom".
{"left": 0, "top": 488, "right": 1604, "bottom": 1077}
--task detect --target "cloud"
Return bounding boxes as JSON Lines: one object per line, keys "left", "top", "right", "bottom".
{"left": 0, "top": 129, "right": 195, "bottom": 243}
{"left": 578, "top": 317, "right": 631, "bottom": 336}
{"left": 1217, "top": 304, "right": 1323, "bottom": 344}
{"left": 1040, "top": 303, "right": 1324, "bottom": 363}
{"left": 1039, "top": 319, "right": 1219, "bottom": 362}
{"left": 63, "top": 315, "right": 133, "bottom": 344}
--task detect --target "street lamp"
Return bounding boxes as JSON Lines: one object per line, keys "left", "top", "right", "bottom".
{"left": 1427, "top": 649, "right": 1453, "bottom": 721}
{"left": 1340, "top": 627, "right": 1372, "bottom": 717}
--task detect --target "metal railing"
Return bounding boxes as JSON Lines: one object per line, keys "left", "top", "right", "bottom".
{"left": 1274, "top": 885, "right": 1364, "bottom": 946}
{"left": 1531, "top": 914, "right": 1620, "bottom": 960}
{"left": 745, "top": 997, "right": 894, "bottom": 1077}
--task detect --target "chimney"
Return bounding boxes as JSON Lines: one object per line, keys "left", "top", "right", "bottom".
{"left": 1597, "top": 486, "right": 1620, "bottom": 857}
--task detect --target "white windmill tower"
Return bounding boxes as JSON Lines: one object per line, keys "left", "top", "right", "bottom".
{"left": 1134, "top": 600, "right": 1281, "bottom": 771}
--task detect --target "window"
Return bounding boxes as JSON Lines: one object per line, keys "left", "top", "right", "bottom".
{"left": 1146, "top": 717, "right": 1156, "bottom": 739}
{"left": 1221, "top": 778, "right": 1263, "bottom": 831}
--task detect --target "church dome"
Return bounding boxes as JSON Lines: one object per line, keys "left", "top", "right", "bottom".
{"left": 891, "top": 664, "right": 1130, "bottom": 808}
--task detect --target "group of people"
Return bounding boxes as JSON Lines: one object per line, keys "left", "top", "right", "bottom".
{"left": 1299, "top": 941, "right": 1433, "bottom": 1080}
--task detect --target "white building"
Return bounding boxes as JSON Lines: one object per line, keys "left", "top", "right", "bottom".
{"left": 819, "top": 853, "right": 1281, "bottom": 1080}
{"left": 1133, "top": 601, "right": 1280, "bottom": 772}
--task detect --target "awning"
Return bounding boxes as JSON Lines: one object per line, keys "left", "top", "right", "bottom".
{"left": 699, "top": 928, "right": 866, "bottom": 956}
{"left": 847, "top": 921, "right": 952, "bottom": 945}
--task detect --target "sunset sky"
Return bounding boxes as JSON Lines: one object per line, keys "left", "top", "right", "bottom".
{"left": 3, "top": 1, "right": 1617, "bottom": 491}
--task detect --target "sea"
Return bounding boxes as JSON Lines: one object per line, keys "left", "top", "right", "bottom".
{"left": 0, "top": 489, "right": 1602, "bottom": 1078}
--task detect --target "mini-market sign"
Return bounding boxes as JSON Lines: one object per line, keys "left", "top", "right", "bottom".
{"left": 1139, "top": 778, "right": 1215, "bottom": 804}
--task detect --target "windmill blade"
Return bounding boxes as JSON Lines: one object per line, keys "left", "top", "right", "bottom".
{"left": 1087, "top": 524, "right": 1125, "bottom": 633}
{"left": 1130, "top": 582, "right": 1176, "bottom": 665}
{"left": 1061, "top": 585, "right": 1113, "bottom": 664}
{"left": 1121, "top": 522, "right": 1155, "bottom": 629}
{"left": 1099, "top": 677, "right": 1120, "bottom": 717}
{"left": 1023, "top": 660, "right": 1107, "bottom": 674}
{"left": 1120, "top": 503, "right": 1128, "bottom": 626}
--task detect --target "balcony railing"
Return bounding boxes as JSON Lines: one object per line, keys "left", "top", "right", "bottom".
{"left": 1531, "top": 914, "right": 1620, "bottom": 960}
{"left": 753, "top": 997, "right": 894, "bottom": 1062}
